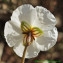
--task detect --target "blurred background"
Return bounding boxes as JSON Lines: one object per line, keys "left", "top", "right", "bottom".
{"left": 0, "top": 0, "right": 63, "bottom": 63}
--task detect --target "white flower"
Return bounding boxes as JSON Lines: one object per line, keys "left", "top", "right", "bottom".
{"left": 4, "top": 4, "right": 58, "bottom": 58}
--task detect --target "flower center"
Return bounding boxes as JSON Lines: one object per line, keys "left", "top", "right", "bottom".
{"left": 22, "top": 30, "right": 35, "bottom": 45}
{"left": 21, "top": 21, "right": 43, "bottom": 46}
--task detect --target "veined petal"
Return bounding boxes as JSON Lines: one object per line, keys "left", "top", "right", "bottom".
{"left": 32, "top": 6, "right": 56, "bottom": 30}
{"left": 35, "top": 27, "right": 58, "bottom": 51}
{"left": 11, "top": 4, "right": 37, "bottom": 25}
{"left": 4, "top": 21, "right": 22, "bottom": 47}
{"left": 13, "top": 41, "right": 40, "bottom": 58}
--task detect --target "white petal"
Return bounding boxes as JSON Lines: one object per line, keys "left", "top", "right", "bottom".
{"left": 13, "top": 41, "right": 40, "bottom": 58}
{"left": 13, "top": 42, "right": 25, "bottom": 57}
{"left": 26, "top": 41, "right": 40, "bottom": 58}
{"left": 35, "top": 27, "right": 58, "bottom": 51}
{"left": 4, "top": 21, "right": 22, "bottom": 47}
{"left": 11, "top": 4, "right": 37, "bottom": 25}
{"left": 32, "top": 6, "right": 56, "bottom": 30}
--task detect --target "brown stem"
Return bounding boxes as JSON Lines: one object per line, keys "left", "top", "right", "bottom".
{"left": 21, "top": 46, "right": 28, "bottom": 63}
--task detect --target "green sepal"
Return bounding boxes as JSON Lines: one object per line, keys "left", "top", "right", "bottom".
{"left": 21, "top": 21, "right": 31, "bottom": 33}
{"left": 32, "top": 27, "right": 43, "bottom": 37}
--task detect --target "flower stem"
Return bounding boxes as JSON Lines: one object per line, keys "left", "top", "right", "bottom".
{"left": 21, "top": 46, "right": 28, "bottom": 63}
